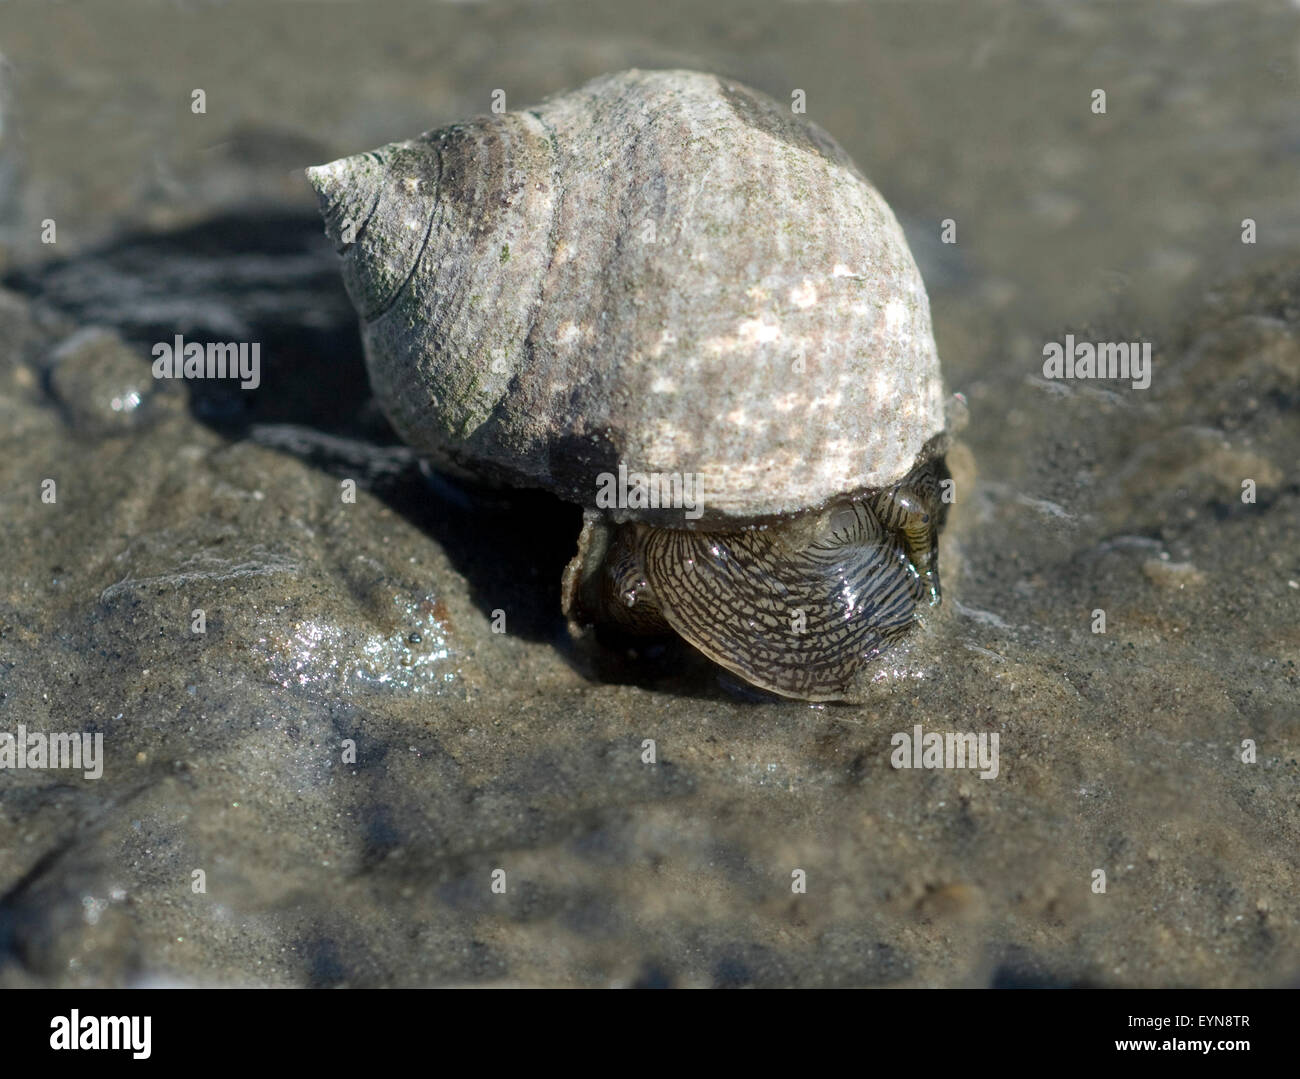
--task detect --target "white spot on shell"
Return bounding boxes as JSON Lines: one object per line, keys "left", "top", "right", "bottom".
{"left": 700, "top": 315, "right": 781, "bottom": 355}
{"left": 813, "top": 439, "right": 860, "bottom": 486}
{"left": 644, "top": 419, "right": 691, "bottom": 461}
{"left": 651, "top": 328, "right": 678, "bottom": 358}
{"left": 884, "top": 299, "right": 908, "bottom": 329}
{"left": 737, "top": 317, "right": 781, "bottom": 346}
{"left": 789, "top": 280, "right": 818, "bottom": 309}
{"left": 808, "top": 390, "right": 844, "bottom": 413}
{"left": 651, "top": 375, "right": 677, "bottom": 393}
{"left": 402, "top": 176, "right": 420, "bottom": 194}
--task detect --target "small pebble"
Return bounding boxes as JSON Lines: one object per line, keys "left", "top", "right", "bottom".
{"left": 1142, "top": 559, "right": 1207, "bottom": 590}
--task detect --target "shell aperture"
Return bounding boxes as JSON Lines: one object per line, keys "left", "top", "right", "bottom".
{"left": 626, "top": 457, "right": 948, "bottom": 701}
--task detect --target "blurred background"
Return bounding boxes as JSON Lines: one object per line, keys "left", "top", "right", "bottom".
{"left": 0, "top": 0, "right": 1296, "bottom": 988}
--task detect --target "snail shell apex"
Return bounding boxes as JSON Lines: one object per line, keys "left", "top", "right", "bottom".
{"left": 308, "top": 69, "right": 947, "bottom": 526}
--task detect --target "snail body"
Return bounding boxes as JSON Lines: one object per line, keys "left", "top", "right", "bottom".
{"left": 309, "top": 69, "right": 956, "bottom": 701}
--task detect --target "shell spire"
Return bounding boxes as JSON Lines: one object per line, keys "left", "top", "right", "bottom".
{"left": 307, "top": 142, "right": 440, "bottom": 322}
{"left": 305, "top": 155, "right": 378, "bottom": 251}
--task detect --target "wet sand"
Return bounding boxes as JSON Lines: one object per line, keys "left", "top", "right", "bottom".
{"left": 0, "top": 0, "right": 1296, "bottom": 987}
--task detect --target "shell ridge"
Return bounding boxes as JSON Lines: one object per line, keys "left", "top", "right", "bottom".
{"left": 511, "top": 107, "right": 566, "bottom": 445}
{"left": 345, "top": 151, "right": 390, "bottom": 259}
{"left": 360, "top": 147, "right": 442, "bottom": 324}
{"left": 519, "top": 108, "right": 564, "bottom": 351}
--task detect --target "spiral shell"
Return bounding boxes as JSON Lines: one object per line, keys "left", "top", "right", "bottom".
{"left": 307, "top": 68, "right": 946, "bottom": 526}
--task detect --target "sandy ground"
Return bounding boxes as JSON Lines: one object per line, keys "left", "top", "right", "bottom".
{"left": 0, "top": 0, "right": 1297, "bottom": 987}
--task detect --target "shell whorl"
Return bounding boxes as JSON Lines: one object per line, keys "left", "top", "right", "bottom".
{"left": 308, "top": 112, "right": 558, "bottom": 446}
{"left": 309, "top": 69, "right": 947, "bottom": 525}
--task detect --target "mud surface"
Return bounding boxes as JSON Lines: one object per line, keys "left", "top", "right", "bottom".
{"left": 0, "top": 0, "right": 1296, "bottom": 987}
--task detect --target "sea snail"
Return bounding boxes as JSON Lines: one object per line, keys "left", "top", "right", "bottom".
{"left": 308, "top": 69, "right": 960, "bottom": 702}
